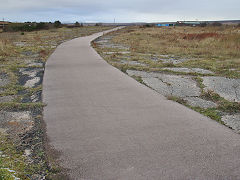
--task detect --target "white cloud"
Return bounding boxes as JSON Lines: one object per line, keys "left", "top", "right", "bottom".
{"left": 0, "top": 0, "right": 239, "bottom": 22}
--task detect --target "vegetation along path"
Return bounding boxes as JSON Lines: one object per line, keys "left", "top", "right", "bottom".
{"left": 43, "top": 28, "right": 240, "bottom": 179}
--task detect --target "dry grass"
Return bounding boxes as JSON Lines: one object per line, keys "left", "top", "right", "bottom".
{"left": 112, "top": 26, "right": 240, "bottom": 58}
{"left": 109, "top": 26, "right": 240, "bottom": 78}
{"left": 0, "top": 26, "right": 113, "bottom": 179}
{"left": 0, "top": 26, "right": 112, "bottom": 61}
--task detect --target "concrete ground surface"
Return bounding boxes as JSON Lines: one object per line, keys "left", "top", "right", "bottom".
{"left": 43, "top": 28, "right": 240, "bottom": 180}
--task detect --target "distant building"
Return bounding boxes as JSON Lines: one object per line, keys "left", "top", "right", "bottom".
{"left": 157, "top": 23, "right": 174, "bottom": 27}
{"left": 176, "top": 21, "right": 201, "bottom": 26}
{"left": 0, "top": 21, "right": 10, "bottom": 29}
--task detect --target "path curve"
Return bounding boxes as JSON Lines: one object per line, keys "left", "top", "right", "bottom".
{"left": 43, "top": 28, "right": 240, "bottom": 180}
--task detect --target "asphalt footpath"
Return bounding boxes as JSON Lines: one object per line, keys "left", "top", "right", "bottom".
{"left": 43, "top": 28, "right": 240, "bottom": 180}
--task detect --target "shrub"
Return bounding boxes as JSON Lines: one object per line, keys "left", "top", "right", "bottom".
{"left": 54, "top": 21, "right": 62, "bottom": 28}
{"left": 212, "top": 22, "right": 222, "bottom": 26}
{"left": 36, "top": 22, "right": 48, "bottom": 30}
{"left": 200, "top": 22, "right": 207, "bottom": 27}
{"left": 75, "top": 21, "right": 80, "bottom": 27}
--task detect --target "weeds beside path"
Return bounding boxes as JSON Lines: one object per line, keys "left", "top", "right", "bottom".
{"left": 93, "top": 26, "right": 240, "bottom": 132}
{"left": 0, "top": 26, "right": 113, "bottom": 179}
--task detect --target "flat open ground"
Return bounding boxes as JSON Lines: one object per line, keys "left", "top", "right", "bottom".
{"left": 43, "top": 28, "right": 240, "bottom": 179}
{"left": 0, "top": 26, "right": 113, "bottom": 179}
{"left": 94, "top": 26, "right": 240, "bottom": 132}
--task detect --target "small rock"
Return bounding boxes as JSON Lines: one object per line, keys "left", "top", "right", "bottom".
{"left": 25, "top": 149, "right": 31, "bottom": 156}
{"left": 24, "top": 77, "right": 40, "bottom": 88}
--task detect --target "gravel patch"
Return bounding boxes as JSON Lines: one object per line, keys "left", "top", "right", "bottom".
{"left": 0, "top": 74, "right": 10, "bottom": 87}
{"left": 120, "top": 60, "right": 146, "bottom": 66}
{"left": 95, "top": 36, "right": 129, "bottom": 50}
{"left": 7, "top": 111, "right": 32, "bottom": 122}
{"left": 21, "top": 51, "right": 39, "bottom": 58}
{"left": 19, "top": 68, "right": 43, "bottom": 78}
{"left": 13, "top": 42, "right": 28, "bottom": 47}
{"left": 160, "top": 57, "right": 190, "bottom": 64}
{"left": 0, "top": 96, "right": 15, "bottom": 103}
{"left": 203, "top": 76, "right": 240, "bottom": 102}
{"left": 221, "top": 114, "right": 240, "bottom": 131}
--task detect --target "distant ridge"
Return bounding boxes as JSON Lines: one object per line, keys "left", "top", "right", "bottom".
{"left": 67, "top": 20, "right": 240, "bottom": 26}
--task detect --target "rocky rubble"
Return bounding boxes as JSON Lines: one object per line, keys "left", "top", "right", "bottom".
{"left": 0, "top": 56, "right": 46, "bottom": 179}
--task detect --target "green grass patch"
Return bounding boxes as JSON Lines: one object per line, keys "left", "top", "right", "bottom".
{"left": 0, "top": 102, "right": 45, "bottom": 111}
{"left": 0, "top": 134, "right": 32, "bottom": 180}
{"left": 167, "top": 95, "right": 222, "bottom": 123}
{"left": 192, "top": 107, "right": 222, "bottom": 123}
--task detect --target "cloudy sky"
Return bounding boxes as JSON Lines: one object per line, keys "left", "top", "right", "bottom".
{"left": 1, "top": 0, "right": 239, "bottom": 23}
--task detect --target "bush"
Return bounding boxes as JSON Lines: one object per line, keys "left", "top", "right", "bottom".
{"left": 212, "top": 22, "right": 222, "bottom": 26}
{"left": 4, "top": 23, "right": 34, "bottom": 32}
{"left": 75, "top": 21, "right": 80, "bottom": 27}
{"left": 143, "top": 24, "right": 155, "bottom": 28}
{"left": 54, "top": 21, "right": 62, "bottom": 28}
{"left": 4, "top": 22, "right": 51, "bottom": 32}
{"left": 95, "top": 23, "right": 102, "bottom": 26}
{"left": 200, "top": 22, "right": 207, "bottom": 27}
{"left": 36, "top": 22, "right": 48, "bottom": 30}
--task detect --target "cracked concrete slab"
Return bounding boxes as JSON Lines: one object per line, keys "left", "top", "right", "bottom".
{"left": 127, "top": 70, "right": 201, "bottom": 98}
{"left": 203, "top": 76, "right": 240, "bottom": 102}
{"left": 222, "top": 114, "right": 240, "bottom": 131}
{"left": 183, "top": 97, "right": 217, "bottom": 109}
{"left": 162, "top": 67, "right": 214, "bottom": 75}
{"left": 142, "top": 77, "right": 172, "bottom": 96}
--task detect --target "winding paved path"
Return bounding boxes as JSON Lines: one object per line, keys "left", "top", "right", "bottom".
{"left": 43, "top": 28, "right": 240, "bottom": 180}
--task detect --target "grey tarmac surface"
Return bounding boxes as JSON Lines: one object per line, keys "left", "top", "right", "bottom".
{"left": 43, "top": 28, "right": 240, "bottom": 180}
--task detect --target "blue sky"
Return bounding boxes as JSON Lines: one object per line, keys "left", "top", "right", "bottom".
{"left": 1, "top": 0, "right": 240, "bottom": 23}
